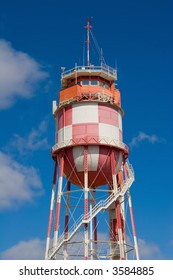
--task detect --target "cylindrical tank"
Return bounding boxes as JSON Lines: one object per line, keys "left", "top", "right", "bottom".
{"left": 53, "top": 100, "right": 128, "bottom": 187}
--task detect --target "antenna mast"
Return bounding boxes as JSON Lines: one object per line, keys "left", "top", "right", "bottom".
{"left": 85, "top": 17, "right": 92, "bottom": 67}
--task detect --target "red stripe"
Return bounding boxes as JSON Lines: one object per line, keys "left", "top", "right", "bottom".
{"left": 84, "top": 198, "right": 88, "bottom": 220}
{"left": 58, "top": 106, "right": 72, "bottom": 130}
{"left": 64, "top": 215, "right": 69, "bottom": 234}
{"left": 115, "top": 201, "right": 122, "bottom": 230}
{"left": 114, "top": 218, "right": 118, "bottom": 241}
{"left": 111, "top": 150, "right": 116, "bottom": 175}
{"left": 98, "top": 104, "right": 118, "bottom": 126}
{"left": 72, "top": 123, "right": 99, "bottom": 140}
{"left": 59, "top": 155, "right": 64, "bottom": 177}
{"left": 52, "top": 163, "right": 57, "bottom": 184}
{"left": 118, "top": 171, "right": 124, "bottom": 189}
{"left": 84, "top": 146, "right": 88, "bottom": 173}
{"left": 121, "top": 214, "right": 125, "bottom": 241}
{"left": 65, "top": 106, "right": 72, "bottom": 126}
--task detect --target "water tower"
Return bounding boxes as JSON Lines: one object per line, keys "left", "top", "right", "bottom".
{"left": 45, "top": 19, "right": 139, "bottom": 260}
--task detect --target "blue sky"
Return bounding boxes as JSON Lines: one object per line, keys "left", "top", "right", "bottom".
{"left": 0, "top": 0, "right": 173, "bottom": 259}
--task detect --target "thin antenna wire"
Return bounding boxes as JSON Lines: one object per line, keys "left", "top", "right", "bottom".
{"left": 115, "top": 58, "right": 118, "bottom": 82}
{"left": 90, "top": 30, "right": 100, "bottom": 57}
{"left": 100, "top": 48, "right": 104, "bottom": 64}
{"left": 90, "top": 29, "right": 106, "bottom": 65}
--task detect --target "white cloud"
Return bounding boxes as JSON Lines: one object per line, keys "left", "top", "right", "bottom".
{"left": 0, "top": 235, "right": 165, "bottom": 260}
{"left": 0, "top": 233, "right": 109, "bottom": 260}
{"left": 0, "top": 239, "right": 45, "bottom": 260}
{"left": 0, "top": 39, "right": 48, "bottom": 109}
{"left": 8, "top": 120, "right": 49, "bottom": 156}
{"left": 0, "top": 151, "right": 43, "bottom": 210}
{"left": 138, "top": 238, "right": 163, "bottom": 259}
{"left": 129, "top": 131, "right": 165, "bottom": 149}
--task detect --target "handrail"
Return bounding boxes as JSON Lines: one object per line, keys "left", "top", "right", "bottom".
{"left": 48, "top": 163, "right": 134, "bottom": 259}
{"left": 61, "top": 64, "right": 117, "bottom": 79}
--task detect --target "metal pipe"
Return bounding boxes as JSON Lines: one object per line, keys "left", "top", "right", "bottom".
{"left": 84, "top": 146, "right": 89, "bottom": 260}
{"left": 115, "top": 200, "right": 125, "bottom": 260}
{"left": 63, "top": 181, "right": 71, "bottom": 260}
{"left": 124, "top": 162, "right": 139, "bottom": 259}
{"left": 45, "top": 162, "right": 57, "bottom": 259}
{"left": 127, "top": 190, "right": 140, "bottom": 260}
{"left": 53, "top": 153, "right": 64, "bottom": 256}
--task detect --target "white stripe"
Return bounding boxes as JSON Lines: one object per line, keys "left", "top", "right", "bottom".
{"left": 112, "top": 174, "right": 118, "bottom": 192}
{"left": 134, "top": 235, "right": 140, "bottom": 260}
{"left": 118, "top": 228, "right": 125, "bottom": 259}
{"left": 99, "top": 123, "right": 119, "bottom": 140}
{"left": 72, "top": 103, "right": 98, "bottom": 124}
{"left": 58, "top": 125, "right": 72, "bottom": 143}
{"left": 73, "top": 146, "right": 99, "bottom": 172}
{"left": 58, "top": 128, "right": 63, "bottom": 143}
{"left": 128, "top": 197, "right": 132, "bottom": 208}
{"left": 45, "top": 237, "right": 50, "bottom": 259}
{"left": 50, "top": 184, "right": 56, "bottom": 210}
{"left": 64, "top": 125, "right": 72, "bottom": 140}
{"left": 88, "top": 146, "right": 99, "bottom": 171}
{"left": 116, "top": 152, "right": 123, "bottom": 173}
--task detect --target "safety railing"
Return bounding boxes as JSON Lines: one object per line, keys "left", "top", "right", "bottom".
{"left": 61, "top": 64, "right": 117, "bottom": 79}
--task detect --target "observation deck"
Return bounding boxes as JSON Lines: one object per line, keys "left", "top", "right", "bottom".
{"left": 56, "top": 63, "right": 120, "bottom": 110}
{"left": 61, "top": 63, "right": 117, "bottom": 88}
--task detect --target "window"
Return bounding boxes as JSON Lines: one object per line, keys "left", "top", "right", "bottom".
{"left": 91, "top": 80, "right": 98, "bottom": 85}
{"left": 82, "top": 80, "right": 89, "bottom": 85}
{"left": 100, "top": 81, "right": 109, "bottom": 89}
{"left": 104, "top": 84, "right": 109, "bottom": 89}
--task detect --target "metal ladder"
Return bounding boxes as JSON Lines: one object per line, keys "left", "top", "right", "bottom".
{"left": 48, "top": 163, "right": 134, "bottom": 259}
